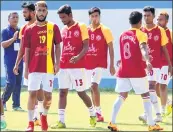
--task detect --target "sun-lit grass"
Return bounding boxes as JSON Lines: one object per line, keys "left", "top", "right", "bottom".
{"left": 2, "top": 89, "right": 172, "bottom": 131}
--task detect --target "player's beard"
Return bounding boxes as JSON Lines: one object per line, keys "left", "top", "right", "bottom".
{"left": 36, "top": 15, "right": 47, "bottom": 22}
{"left": 25, "top": 15, "right": 31, "bottom": 21}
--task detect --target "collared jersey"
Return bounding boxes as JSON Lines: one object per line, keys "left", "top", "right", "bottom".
{"left": 116, "top": 28, "right": 148, "bottom": 78}
{"left": 85, "top": 24, "right": 114, "bottom": 69}
{"left": 23, "top": 21, "right": 62, "bottom": 74}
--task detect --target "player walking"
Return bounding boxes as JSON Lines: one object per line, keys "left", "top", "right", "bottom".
{"left": 86, "top": 7, "right": 115, "bottom": 122}
{"left": 23, "top": 1, "right": 62, "bottom": 131}
{"left": 156, "top": 11, "right": 172, "bottom": 117}
{"left": 51, "top": 4, "right": 96, "bottom": 129}
{"left": 108, "top": 11, "right": 163, "bottom": 131}
{"left": 139, "top": 6, "right": 172, "bottom": 123}
{"left": 13, "top": 1, "right": 44, "bottom": 126}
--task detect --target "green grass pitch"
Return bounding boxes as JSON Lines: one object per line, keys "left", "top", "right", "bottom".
{"left": 2, "top": 90, "right": 172, "bottom": 131}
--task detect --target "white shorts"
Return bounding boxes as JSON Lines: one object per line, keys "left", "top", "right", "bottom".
{"left": 115, "top": 77, "right": 149, "bottom": 94}
{"left": 158, "top": 66, "right": 171, "bottom": 85}
{"left": 28, "top": 72, "right": 54, "bottom": 92}
{"left": 147, "top": 68, "right": 160, "bottom": 82}
{"left": 23, "top": 78, "right": 28, "bottom": 86}
{"left": 86, "top": 68, "right": 102, "bottom": 87}
{"left": 58, "top": 69, "right": 87, "bottom": 92}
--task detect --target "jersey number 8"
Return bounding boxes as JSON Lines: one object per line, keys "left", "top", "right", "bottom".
{"left": 123, "top": 42, "right": 131, "bottom": 59}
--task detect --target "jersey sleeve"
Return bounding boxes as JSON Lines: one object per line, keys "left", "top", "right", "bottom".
{"left": 101, "top": 26, "right": 114, "bottom": 44}
{"left": 160, "top": 27, "right": 168, "bottom": 46}
{"left": 1, "top": 29, "right": 8, "bottom": 42}
{"left": 19, "top": 25, "right": 24, "bottom": 40}
{"left": 54, "top": 24, "right": 62, "bottom": 45}
{"left": 170, "top": 29, "right": 172, "bottom": 43}
{"left": 136, "top": 30, "right": 148, "bottom": 45}
{"left": 79, "top": 23, "right": 89, "bottom": 41}
{"left": 23, "top": 28, "right": 31, "bottom": 49}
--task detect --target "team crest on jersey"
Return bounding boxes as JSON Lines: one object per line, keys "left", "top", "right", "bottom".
{"left": 74, "top": 30, "right": 79, "bottom": 37}
{"left": 96, "top": 35, "right": 101, "bottom": 41}
{"left": 48, "top": 29, "right": 53, "bottom": 34}
{"left": 154, "top": 35, "right": 159, "bottom": 41}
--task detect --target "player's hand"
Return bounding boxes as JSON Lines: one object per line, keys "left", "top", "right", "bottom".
{"left": 146, "top": 61, "right": 152, "bottom": 73}
{"left": 110, "top": 65, "right": 116, "bottom": 76}
{"left": 13, "top": 31, "right": 19, "bottom": 41}
{"left": 69, "top": 56, "right": 80, "bottom": 64}
{"left": 116, "top": 60, "right": 121, "bottom": 67}
{"left": 24, "top": 70, "right": 28, "bottom": 79}
{"left": 54, "top": 64, "right": 60, "bottom": 75}
{"left": 13, "top": 65, "right": 19, "bottom": 75}
{"left": 168, "top": 65, "right": 172, "bottom": 76}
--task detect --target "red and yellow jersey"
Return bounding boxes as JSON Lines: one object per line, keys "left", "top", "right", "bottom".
{"left": 161, "top": 28, "right": 173, "bottom": 66}
{"left": 19, "top": 23, "right": 33, "bottom": 60}
{"left": 60, "top": 22, "right": 88, "bottom": 68}
{"left": 141, "top": 25, "right": 168, "bottom": 68}
{"left": 19, "top": 24, "right": 28, "bottom": 40}
{"left": 23, "top": 21, "right": 62, "bottom": 74}
{"left": 85, "top": 24, "right": 114, "bottom": 69}
{"left": 116, "top": 28, "right": 148, "bottom": 78}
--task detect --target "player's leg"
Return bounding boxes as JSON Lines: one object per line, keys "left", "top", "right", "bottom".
{"left": 158, "top": 66, "right": 172, "bottom": 116}
{"left": 40, "top": 73, "right": 54, "bottom": 131}
{"left": 131, "top": 77, "right": 163, "bottom": 130}
{"left": 108, "top": 78, "right": 131, "bottom": 131}
{"left": 73, "top": 69, "right": 96, "bottom": 127}
{"left": 0, "top": 98, "right": 7, "bottom": 130}
{"left": 26, "top": 73, "right": 41, "bottom": 131}
{"left": 33, "top": 88, "right": 44, "bottom": 126}
{"left": 155, "top": 83, "right": 160, "bottom": 97}
{"left": 139, "top": 68, "right": 162, "bottom": 123}
{"left": 51, "top": 69, "right": 70, "bottom": 129}
{"left": 90, "top": 68, "right": 103, "bottom": 122}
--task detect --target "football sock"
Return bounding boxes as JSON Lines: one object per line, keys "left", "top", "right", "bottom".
{"left": 89, "top": 106, "right": 96, "bottom": 117}
{"left": 58, "top": 109, "right": 65, "bottom": 123}
{"left": 28, "top": 110, "right": 35, "bottom": 122}
{"left": 111, "top": 95, "right": 125, "bottom": 124}
{"left": 142, "top": 96, "right": 155, "bottom": 126}
{"left": 150, "top": 91, "right": 161, "bottom": 115}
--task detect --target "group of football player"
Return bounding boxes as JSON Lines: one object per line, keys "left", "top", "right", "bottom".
{"left": 0, "top": 1, "right": 172, "bottom": 131}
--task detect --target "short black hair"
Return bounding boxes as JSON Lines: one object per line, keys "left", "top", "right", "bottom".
{"left": 21, "top": 1, "right": 35, "bottom": 11}
{"left": 57, "top": 4, "right": 72, "bottom": 15}
{"left": 143, "top": 6, "right": 155, "bottom": 15}
{"left": 88, "top": 7, "right": 101, "bottom": 15}
{"left": 129, "top": 11, "right": 142, "bottom": 25}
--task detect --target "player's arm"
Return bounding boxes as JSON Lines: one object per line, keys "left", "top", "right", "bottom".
{"left": 1, "top": 29, "right": 18, "bottom": 48}
{"left": 138, "top": 30, "right": 152, "bottom": 71}
{"left": 70, "top": 23, "right": 89, "bottom": 64}
{"left": 160, "top": 28, "right": 172, "bottom": 75}
{"left": 13, "top": 28, "right": 25, "bottom": 75}
{"left": 54, "top": 25, "right": 62, "bottom": 74}
{"left": 103, "top": 27, "right": 115, "bottom": 75}
{"left": 78, "top": 23, "right": 89, "bottom": 59}
{"left": 23, "top": 29, "right": 31, "bottom": 79}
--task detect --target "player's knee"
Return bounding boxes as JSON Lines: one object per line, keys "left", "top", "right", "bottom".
{"left": 37, "top": 90, "right": 44, "bottom": 101}
{"left": 59, "top": 90, "right": 68, "bottom": 98}
{"left": 120, "top": 92, "right": 128, "bottom": 99}
{"left": 149, "top": 83, "right": 155, "bottom": 90}
{"left": 77, "top": 91, "right": 86, "bottom": 98}
{"left": 44, "top": 93, "right": 52, "bottom": 101}
{"left": 91, "top": 83, "right": 98, "bottom": 89}
{"left": 29, "top": 91, "right": 37, "bottom": 99}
